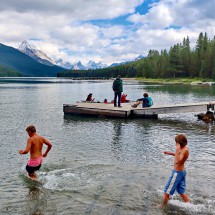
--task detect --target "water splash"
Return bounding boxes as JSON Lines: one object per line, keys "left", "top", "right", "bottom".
{"left": 38, "top": 169, "right": 82, "bottom": 191}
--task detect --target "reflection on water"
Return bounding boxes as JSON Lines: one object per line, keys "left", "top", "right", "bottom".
{"left": 0, "top": 78, "right": 215, "bottom": 214}
{"left": 111, "top": 122, "right": 123, "bottom": 161}
{"left": 25, "top": 187, "right": 47, "bottom": 215}
{"left": 18, "top": 173, "right": 56, "bottom": 215}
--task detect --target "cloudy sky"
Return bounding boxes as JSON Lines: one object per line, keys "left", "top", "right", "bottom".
{"left": 1, "top": 0, "right": 215, "bottom": 66}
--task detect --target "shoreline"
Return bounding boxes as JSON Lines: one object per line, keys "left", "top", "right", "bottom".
{"left": 135, "top": 78, "right": 215, "bottom": 85}
{"left": 1, "top": 76, "right": 215, "bottom": 85}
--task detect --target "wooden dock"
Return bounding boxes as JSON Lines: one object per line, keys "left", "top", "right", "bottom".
{"left": 63, "top": 101, "right": 215, "bottom": 118}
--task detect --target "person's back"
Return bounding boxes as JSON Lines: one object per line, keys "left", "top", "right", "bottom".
{"left": 142, "top": 93, "right": 153, "bottom": 107}
{"left": 19, "top": 125, "right": 52, "bottom": 179}
{"left": 142, "top": 97, "right": 153, "bottom": 107}
{"left": 29, "top": 133, "right": 45, "bottom": 159}
{"left": 113, "top": 75, "right": 123, "bottom": 107}
{"left": 113, "top": 78, "right": 122, "bottom": 92}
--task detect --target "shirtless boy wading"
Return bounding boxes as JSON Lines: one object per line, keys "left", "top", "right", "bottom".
{"left": 161, "top": 134, "right": 190, "bottom": 207}
{"left": 19, "top": 125, "right": 52, "bottom": 179}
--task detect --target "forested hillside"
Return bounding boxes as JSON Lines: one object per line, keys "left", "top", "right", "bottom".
{"left": 58, "top": 32, "right": 215, "bottom": 79}
{"left": 0, "top": 43, "right": 64, "bottom": 77}
{"left": 0, "top": 65, "right": 22, "bottom": 77}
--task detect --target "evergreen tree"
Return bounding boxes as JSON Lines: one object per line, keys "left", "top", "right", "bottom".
{"left": 168, "top": 44, "right": 184, "bottom": 77}
{"left": 181, "top": 36, "right": 191, "bottom": 76}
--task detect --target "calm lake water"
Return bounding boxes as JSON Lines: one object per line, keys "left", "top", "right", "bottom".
{"left": 0, "top": 78, "right": 215, "bottom": 215}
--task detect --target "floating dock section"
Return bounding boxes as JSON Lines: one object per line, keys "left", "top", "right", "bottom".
{"left": 63, "top": 101, "right": 215, "bottom": 119}
{"left": 63, "top": 102, "right": 132, "bottom": 118}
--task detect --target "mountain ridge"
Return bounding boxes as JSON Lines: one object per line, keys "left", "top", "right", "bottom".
{"left": 18, "top": 40, "right": 144, "bottom": 70}
{"left": 19, "top": 40, "right": 108, "bottom": 70}
{"left": 0, "top": 43, "right": 64, "bottom": 77}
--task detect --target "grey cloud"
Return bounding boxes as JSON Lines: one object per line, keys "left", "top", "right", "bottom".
{"left": 185, "top": 0, "right": 215, "bottom": 19}
{"left": 0, "top": 0, "right": 141, "bottom": 20}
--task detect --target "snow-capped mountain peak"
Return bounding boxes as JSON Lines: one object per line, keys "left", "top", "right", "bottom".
{"left": 86, "top": 60, "right": 107, "bottom": 70}
{"left": 54, "top": 58, "right": 74, "bottom": 69}
{"left": 73, "top": 61, "right": 86, "bottom": 70}
{"left": 19, "top": 40, "right": 37, "bottom": 51}
{"left": 19, "top": 40, "right": 55, "bottom": 66}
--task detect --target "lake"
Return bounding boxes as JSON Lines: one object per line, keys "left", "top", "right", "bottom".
{"left": 0, "top": 77, "right": 215, "bottom": 215}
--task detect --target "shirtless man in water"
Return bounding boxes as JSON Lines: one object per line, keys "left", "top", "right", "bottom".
{"left": 19, "top": 125, "right": 52, "bottom": 179}
{"left": 161, "top": 134, "right": 190, "bottom": 207}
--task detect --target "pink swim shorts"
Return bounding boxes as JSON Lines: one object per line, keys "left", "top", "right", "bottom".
{"left": 27, "top": 156, "right": 43, "bottom": 167}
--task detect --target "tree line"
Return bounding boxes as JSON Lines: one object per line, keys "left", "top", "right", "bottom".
{"left": 57, "top": 32, "right": 215, "bottom": 79}
{"left": 0, "top": 65, "right": 22, "bottom": 77}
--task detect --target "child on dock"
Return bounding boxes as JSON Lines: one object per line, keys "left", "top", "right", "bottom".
{"left": 161, "top": 134, "right": 190, "bottom": 207}
{"left": 131, "top": 93, "right": 153, "bottom": 108}
{"left": 86, "top": 93, "right": 95, "bottom": 102}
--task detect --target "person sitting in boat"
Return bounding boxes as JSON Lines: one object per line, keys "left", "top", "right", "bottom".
{"left": 131, "top": 93, "right": 153, "bottom": 108}
{"left": 86, "top": 93, "right": 95, "bottom": 102}
{"left": 121, "top": 93, "right": 130, "bottom": 103}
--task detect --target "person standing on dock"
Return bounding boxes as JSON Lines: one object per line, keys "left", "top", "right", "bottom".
{"left": 112, "top": 75, "right": 123, "bottom": 107}
{"left": 160, "top": 134, "right": 190, "bottom": 207}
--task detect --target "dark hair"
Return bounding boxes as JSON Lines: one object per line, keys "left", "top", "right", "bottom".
{"left": 143, "top": 93, "right": 148, "bottom": 97}
{"left": 175, "top": 134, "right": 187, "bottom": 147}
{"left": 26, "top": 125, "right": 36, "bottom": 133}
{"left": 86, "top": 93, "right": 93, "bottom": 101}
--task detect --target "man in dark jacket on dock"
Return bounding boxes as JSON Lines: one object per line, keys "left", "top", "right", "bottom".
{"left": 112, "top": 75, "right": 123, "bottom": 107}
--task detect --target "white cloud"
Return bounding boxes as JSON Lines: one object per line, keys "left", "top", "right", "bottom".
{"left": 128, "top": 4, "right": 173, "bottom": 28}
{"left": 0, "top": 0, "right": 215, "bottom": 65}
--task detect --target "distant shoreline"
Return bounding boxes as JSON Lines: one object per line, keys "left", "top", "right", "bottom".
{"left": 59, "top": 77, "right": 215, "bottom": 85}
{"left": 1, "top": 77, "right": 214, "bottom": 86}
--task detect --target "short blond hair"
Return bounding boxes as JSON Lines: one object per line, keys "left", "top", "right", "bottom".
{"left": 26, "top": 125, "right": 36, "bottom": 133}
{"left": 175, "top": 134, "right": 187, "bottom": 147}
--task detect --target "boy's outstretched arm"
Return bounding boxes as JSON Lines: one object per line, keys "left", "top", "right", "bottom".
{"left": 163, "top": 151, "right": 175, "bottom": 156}
{"left": 19, "top": 139, "right": 32, "bottom": 154}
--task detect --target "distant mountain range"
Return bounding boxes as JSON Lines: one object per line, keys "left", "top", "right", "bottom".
{"left": 18, "top": 40, "right": 108, "bottom": 70}
{"left": 18, "top": 40, "right": 145, "bottom": 70}
{"left": 0, "top": 43, "right": 64, "bottom": 77}
{"left": 0, "top": 40, "right": 145, "bottom": 77}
